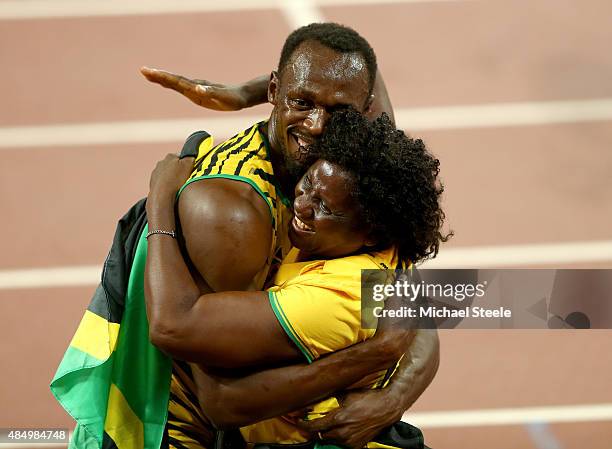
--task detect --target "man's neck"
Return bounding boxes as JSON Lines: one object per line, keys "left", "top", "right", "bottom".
{"left": 259, "top": 122, "right": 296, "bottom": 203}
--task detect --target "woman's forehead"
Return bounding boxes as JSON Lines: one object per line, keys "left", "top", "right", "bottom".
{"left": 309, "top": 160, "right": 358, "bottom": 206}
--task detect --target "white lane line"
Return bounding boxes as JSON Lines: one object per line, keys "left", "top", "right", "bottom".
{"left": 0, "top": 0, "right": 279, "bottom": 20}
{"left": 421, "top": 240, "right": 612, "bottom": 269}
{"left": 1, "top": 240, "right": 611, "bottom": 290}
{"left": 0, "top": 266, "right": 101, "bottom": 289}
{"left": 0, "top": 404, "right": 608, "bottom": 449}
{"left": 403, "top": 403, "right": 612, "bottom": 428}
{"left": 0, "top": 114, "right": 263, "bottom": 149}
{"left": 0, "top": 403, "right": 607, "bottom": 448}
{"left": 3, "top": 98, "right": 612, "bottom": 149}
{"left": 0, "top": 0, "right": 465, "bottom": 20}
{"left": 279, "top": 0, "right": 325, "bottom": 29}
{"left": 316, "top": 0, "right": 466, "bottom": 5}
{"left": 394, "top": 98, "right": 612, "bottom": 130}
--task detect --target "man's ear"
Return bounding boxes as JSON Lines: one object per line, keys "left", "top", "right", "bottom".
{"left": 268, "top": 71, "right": 279, "bottom": 105}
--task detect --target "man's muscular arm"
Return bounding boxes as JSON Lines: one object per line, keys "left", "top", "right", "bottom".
{"left": 145, "top": 175, "right": 305, "bottom": 367}
{"left": 177, "top": 179, "right": 272, "bottom": 292}
{"left": 141, "top": 67, "right": 393, "bottom": 123}
{"left": 298, "top": 330, "right": 439, "bottom": 448}
{"left": 191, "top": 329, "right": 409, "bottom": 429}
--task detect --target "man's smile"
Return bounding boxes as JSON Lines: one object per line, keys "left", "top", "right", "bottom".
{"left": 290, "top": 130, "right": 314, "bottom": 150}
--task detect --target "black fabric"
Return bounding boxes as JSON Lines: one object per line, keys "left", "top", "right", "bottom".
{"left": 101, "top": 431, "right": 119, "bottom": 449}
{"left": 181, "top": 131, "right": 211, "bottom": 159}
{"left": 218, "top": 429, "right": 246, "bottom": 449}
{"left": 251, "top": 421, "right": 425, "bottom": 449}
{"left": 87, "top": 198, "right": 148, "bottom": 323}
{"left": 88, "top": 130, "right": 211, "bottom": 326}
{"left": 372, "top": 421, "right": 424, "bottom": 448}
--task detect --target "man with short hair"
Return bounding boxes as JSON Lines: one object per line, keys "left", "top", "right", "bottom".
{"left": 142, "top": 23, "right": 439, "bottom": 449}
{"left": 53, "top": 22, "right": 438, "bottom": 449}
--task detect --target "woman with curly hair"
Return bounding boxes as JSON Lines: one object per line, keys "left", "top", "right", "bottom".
{"left": 145, "top": 107, "right": 449, "bottom": 449}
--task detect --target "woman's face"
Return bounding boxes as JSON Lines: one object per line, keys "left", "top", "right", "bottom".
{"left": 289, "top": 159, "right": 372, "bottom": 258}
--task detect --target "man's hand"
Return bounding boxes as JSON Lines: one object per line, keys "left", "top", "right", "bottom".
{"left": 296, "top": 273, "right": 436, "bottom": 449}
{"left": 369, "top": 271, "right": 420, "bottom": 361}
{"left": 141, "top": 67, "right": 250, "bottom": 111}
{"left": 297, "top": 388, "right": 401, "bottom": 449}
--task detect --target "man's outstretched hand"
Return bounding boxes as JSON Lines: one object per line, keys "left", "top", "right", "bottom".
{"left": 140, "top": 67, "right": 250, "bottom": 111}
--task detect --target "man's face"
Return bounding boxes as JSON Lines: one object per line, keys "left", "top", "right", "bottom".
{"left": 267, "top": 40, "right": 371, "bottom": 180}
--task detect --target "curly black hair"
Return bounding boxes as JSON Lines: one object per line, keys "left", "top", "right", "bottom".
{"left": 310, "top": 108, "right": 451, "bottom": 265}
{"left": 278, "top": 22, "right": 377, "bottom": 95}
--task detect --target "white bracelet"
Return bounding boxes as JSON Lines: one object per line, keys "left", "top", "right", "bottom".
{"left": 146, "top": 229, "right": 176, "bottom": 239}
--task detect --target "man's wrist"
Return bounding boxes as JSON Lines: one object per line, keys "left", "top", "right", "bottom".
{"left": 351, "top": 337, "right": 402, "bottom": 371}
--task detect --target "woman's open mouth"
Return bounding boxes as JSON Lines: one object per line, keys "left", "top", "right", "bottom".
{"left": 292, "top": 215, "right": 314, "bottom": 233}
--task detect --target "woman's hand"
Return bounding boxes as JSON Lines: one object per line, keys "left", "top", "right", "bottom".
{"left": 141, "top": 67, "right": 253, "bottom": 111}
{"left": 148, "top": 153, "right": 195, "bottom": 199}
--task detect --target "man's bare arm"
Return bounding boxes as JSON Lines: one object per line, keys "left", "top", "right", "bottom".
{"left": 191, "top": 329, "right": 408, "bottom": 429}
{"left": 141, "top": 67, "right": 393, "bottom": 123}
{"left": 145, "top": 173, "right": 306, "bottom": 367}
{"left": 298, "top": 330, "right": 439, "bottom": 448}
{"left": 141, "top": 67, "right": 268, "bottom": 111}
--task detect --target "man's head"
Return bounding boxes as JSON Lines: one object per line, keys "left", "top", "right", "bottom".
{"left": 267, "top": 23, "right": 377, "bottom": 181}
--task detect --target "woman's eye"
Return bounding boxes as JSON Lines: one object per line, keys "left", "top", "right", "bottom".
{"left": 303, "top": 175, "right": 311, "bottom": 188}
{"left": 319, "top": 203, "right": 331, "bottom": 215}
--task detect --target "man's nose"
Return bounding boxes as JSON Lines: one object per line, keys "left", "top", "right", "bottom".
{"left": 303, "top": 108, "right": 327, "bottom": 136}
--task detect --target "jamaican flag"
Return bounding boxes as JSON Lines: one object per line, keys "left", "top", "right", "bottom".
{"left": 50, "top": 199, "right": 172, "bottom": 449}
{"left": 50, "top": 132, "right": 210, "bottom": 449}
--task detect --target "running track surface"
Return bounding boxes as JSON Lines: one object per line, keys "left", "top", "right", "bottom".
{"left": 1, "top": 1, "right": 611, "bottom": 448}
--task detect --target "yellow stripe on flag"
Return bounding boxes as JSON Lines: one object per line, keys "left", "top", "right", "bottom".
{"left": 70, "top": 310, "right": 120, "bottom": 360}
{"left": 105, "top": 383, "right": 145, "bottom": 449}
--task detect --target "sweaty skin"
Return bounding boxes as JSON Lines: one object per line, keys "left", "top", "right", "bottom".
{"left": 145, "top": 155, "right": 415, "bottom": 431}
{"left": 143, "top": 40, "right": 438, "bottom": 448}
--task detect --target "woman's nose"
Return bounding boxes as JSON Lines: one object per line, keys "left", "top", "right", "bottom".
{"left": 294, "top": 194, "right": 314, "bottom": 219}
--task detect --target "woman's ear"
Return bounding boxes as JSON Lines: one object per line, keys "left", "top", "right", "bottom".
{"left": 364, "top": 229, "right": 379, "bottom": 247}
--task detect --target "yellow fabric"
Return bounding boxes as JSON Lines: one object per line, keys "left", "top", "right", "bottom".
{"left": 182, "top": 122, "right": 293, "bottom": 290}
{"left": 104, "top": 383, "right": 144, "bottom": 449}
{"left": 240, "top": 247, "right": 401, "bottom": 444}
{"left": 270, "top": 247, "right": 397, "bottom": 361}
{"left": 167, "top": 362, "right": 215, "bottom": 449}
{"left": 69, "top": 310, "right": 120, "bottom": 361}
{"left": 170, "top": 123, "right": 293, "bottom": 445}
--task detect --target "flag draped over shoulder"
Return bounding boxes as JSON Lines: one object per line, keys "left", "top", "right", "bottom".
{"left": 50, "top": 199, "right": 172, "bottom": 449}
{"left": 50, "top": 131, "right": 210, "bottom": 449}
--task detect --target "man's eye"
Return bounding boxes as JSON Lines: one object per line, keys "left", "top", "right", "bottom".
{"left": 291, "top": 99, "right": 310, "bottom": 109}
